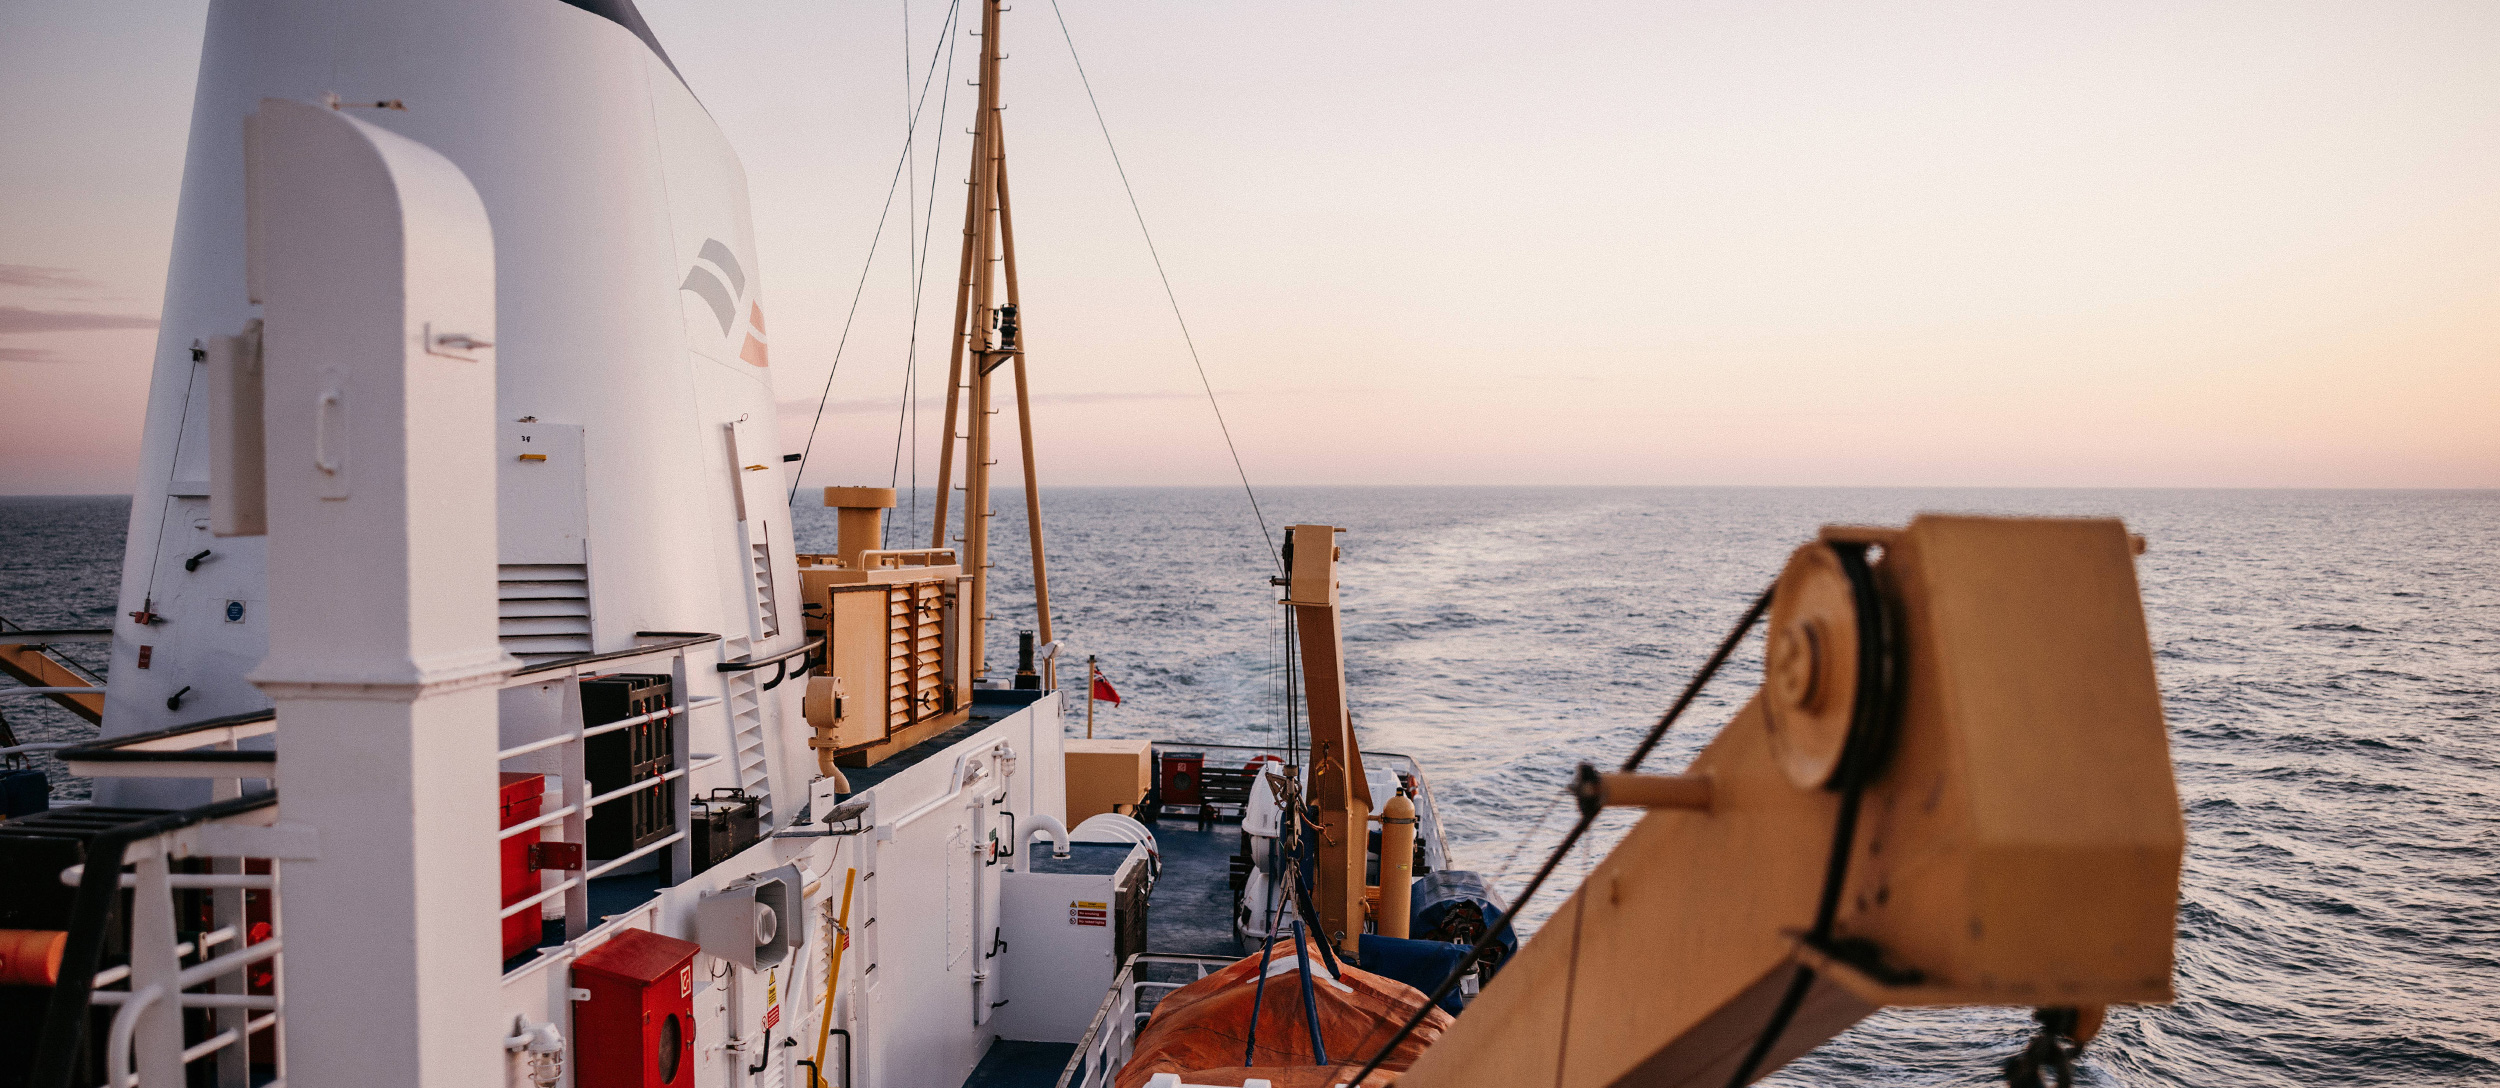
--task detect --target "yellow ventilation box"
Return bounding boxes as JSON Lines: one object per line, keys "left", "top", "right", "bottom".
{"left": 1063, "top": 738, "right": 1152, "bottom": 827}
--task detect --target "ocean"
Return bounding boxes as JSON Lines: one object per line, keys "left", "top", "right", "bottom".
{"left": 6, "top": 487, "right": 2495, "bottom": 1085}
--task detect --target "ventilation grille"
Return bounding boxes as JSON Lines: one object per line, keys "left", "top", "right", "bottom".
{"left": 498, "top": 563, "right": 592, "bottom": 663}
{"left": 887, "top": 582, "right": 945, "bottom": 724}
{"left": 750, "top": 541, "right": 780, "bottom": 640}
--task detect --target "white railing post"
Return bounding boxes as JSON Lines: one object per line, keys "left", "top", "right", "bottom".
{"left": 243, "top": 97, "right": 509, "bottom": 1088}
{"left": 127, "top": 849, "right": 186, "bottom": 1088}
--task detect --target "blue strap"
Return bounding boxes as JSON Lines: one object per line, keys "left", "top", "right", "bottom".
{"left": 1244, "top": 930, "right": 1279, "bottom": 1064}
{"left": 1291, "top": 921, "right": 1330, "bottom": 1066}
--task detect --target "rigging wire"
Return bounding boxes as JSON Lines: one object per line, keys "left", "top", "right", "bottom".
{"left": 1339, "top": 586, "right": 1776, "bottom": 1088}
{"left": 888, "top": 0, "right": 964, "bottom": 541}
{"left": 1043, "top": 0, "right": 1281, "bottom": 574}
{"left": 885, "top": 0, "right": 919, "bottom": 546}
{"left": 790, "top": 0, "right": 967, "bottom": 505}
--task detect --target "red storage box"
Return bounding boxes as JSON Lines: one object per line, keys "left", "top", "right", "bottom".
{"left": 1159, "top": 751, "right": 1205, "bottom": 807}
{"left": 500, "top": 772, "right": 546, "bottom": 959}
{"left": 572, "top": 928, "right": 700, "bottom": 1087}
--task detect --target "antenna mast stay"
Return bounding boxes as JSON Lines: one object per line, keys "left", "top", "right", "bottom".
{"left": 932, "top": 0, "right": 1053, "bottom": 682}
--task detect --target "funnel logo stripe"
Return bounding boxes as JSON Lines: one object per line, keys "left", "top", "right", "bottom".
{"left": 680, "top": 238, "right": 767, "bottom": 365}
{"left": 697, "top": 238, "right": 745, "bottom": 297}
{"left": 680, "top": 264, "right": 736, "bottom": 334}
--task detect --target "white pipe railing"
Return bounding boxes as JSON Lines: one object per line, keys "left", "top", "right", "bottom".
{"left": 496, "top": 635, "right": 722, "bottom": 959}
{"left": 495, "top": 697, "right": 715, "bottom": 761}
{"left": 96, "top": 825, "right": 287, "bottom": 1088}
{"left": 62, "top": 866, "right": 274, "bottom": 891}
{"left": 1058, "top": 954, "right": 1234, "bottom": 1088}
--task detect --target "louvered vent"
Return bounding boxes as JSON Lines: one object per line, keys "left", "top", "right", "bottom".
{"left": 888, "top": 582, "right": 945, "bottom": 724}
{"left": 498, "top": 563, "right": 592, "bottom": 663}
{"left": 751, "top": 541, "right": 780, "bottom": 640}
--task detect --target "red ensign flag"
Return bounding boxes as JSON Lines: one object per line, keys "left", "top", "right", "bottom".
{"left": 1091, "top": 670, "right": 1122, "bottom": 706}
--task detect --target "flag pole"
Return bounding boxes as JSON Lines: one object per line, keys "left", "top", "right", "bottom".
{"left": 1086, "top": 654, "right": 1096, "bottom": 739}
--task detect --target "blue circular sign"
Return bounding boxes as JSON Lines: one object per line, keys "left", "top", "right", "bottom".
{"left": 225, "top": 600, "right": 245, "bottom": 623}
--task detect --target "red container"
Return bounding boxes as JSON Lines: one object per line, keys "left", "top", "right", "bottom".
{"left": 1159, "top": 751, "right": 1205, "bottom": 807}
{"left": 572, "top": 928, "right": 700, "bottom": 1088}
{"left": 500, "top": 772, "right": 546, "bottom": 959}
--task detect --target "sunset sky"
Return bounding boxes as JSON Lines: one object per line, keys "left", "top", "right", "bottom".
{"left": 3, "top": 1, "right": 2495, "bottom": 493}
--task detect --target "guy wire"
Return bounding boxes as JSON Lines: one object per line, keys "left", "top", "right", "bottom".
{"left": 791, "top": 0, "right": 965, "bottom": 504}
{"left": 1045, "top": 0, "right": 1280, "bottom": 573}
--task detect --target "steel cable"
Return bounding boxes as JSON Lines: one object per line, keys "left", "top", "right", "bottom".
{"left": 790, "top": 0, "right": 967, "bottom": 504}
{"left": 1338, "top": 586, "right": 1776, "bottom": 1088}
{"left": 1044, "top": 0, "right": 1280, "bottom": 573}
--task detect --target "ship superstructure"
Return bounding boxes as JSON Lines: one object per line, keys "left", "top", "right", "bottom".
{"left": 0, "top": 5, "right": 2189, "bottom": 1088}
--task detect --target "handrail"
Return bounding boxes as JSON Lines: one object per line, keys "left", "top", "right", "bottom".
{"left": 1056, "top": 953, "right": 1235, "bottom": 1088}
{"left": 716, "top": 635, "right": 823, "bottom": 673}
{"left": 56, "top": 709, "right": 277, "bottom": 763}
{"left": 104, "top": 984, "right": 164, "bottom": 1088}
{"left": 22, "top": 792, "right": 279, "bottom": 1088}
{"left": 512, "top": 632, "right": 723, "bottom": 677}
{"left": 0, "top": 628, "right": 113, "bottom": 644}
{"left": 495, "top": 699, "right": 706, "bottom": 762}
{"left": 853, "top": 547, "right": 958, "bottom": 569}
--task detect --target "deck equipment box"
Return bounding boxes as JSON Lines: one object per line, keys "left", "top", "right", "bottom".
{"left": 498, "top": 771, "right": 546, "bottom": 959}
{"left": 582, "top": 673, "right": 674, "bottom": 861}
{"left": 994, "top": 842, "right": 1150, "bottom": 1043}
{"left": 1064, "top": 738, "right": 1151, "bottom": 827}
{"left": 571, "top": 927, "right": 700, "bottom": 1088}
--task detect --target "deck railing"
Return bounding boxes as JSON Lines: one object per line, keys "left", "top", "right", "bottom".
{"left": 17, "top": 792, "right": 298, "bottom": 1088}
{"left": 1056, "top": 952, "right": 1236, "bottom": 1088}
{"left": 493, "top": 633, "right": 725, "bottom": 968}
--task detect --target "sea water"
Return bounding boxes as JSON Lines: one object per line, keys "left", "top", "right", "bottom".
{"left": 6, "top": 488, "right": 2494, "bottom": 1085}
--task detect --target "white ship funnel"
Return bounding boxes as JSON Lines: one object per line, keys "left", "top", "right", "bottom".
{"left": 106, "top": 0, "right": 807, "bottom": 814}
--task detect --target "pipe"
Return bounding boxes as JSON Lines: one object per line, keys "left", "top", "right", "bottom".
{"left": 1581, "top": 771, "right": 1714, "bottom": 812}
{"left": 890, "top": 751, "right": 992, "bottom": 831}
{"left": 1377, "top": 793, "right": 1417, "bottom": 939}
{"left": 1023, "top": 814, "right": 1070, "bottom": 860}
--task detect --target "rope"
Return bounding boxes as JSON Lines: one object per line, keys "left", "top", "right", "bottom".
{"left": 1044, "top": 0, "right": 1280, "bottom": 573}
{"left": 1341, "top": 586, "right": 1777, "bottom": 1088}
{"left": 790, "top": 0, "right": 966, "bottom": 504}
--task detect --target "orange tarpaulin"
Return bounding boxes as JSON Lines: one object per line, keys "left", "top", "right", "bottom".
{"left": 1115, "top": 944, "right": 1454, "bottom": 1088}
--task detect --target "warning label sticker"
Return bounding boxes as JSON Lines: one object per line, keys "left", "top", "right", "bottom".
{"left": 1069, "top": 900, "right": 1109, "bottom": 927}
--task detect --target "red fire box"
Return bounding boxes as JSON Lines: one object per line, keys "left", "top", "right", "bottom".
{"left": 572, "top": 928, "right": 700, "bottom": 1087}
{"left": 1158, "top": 751, "right": 1205, "bottom": 807}
{"left": 500, "top": 772, "right": 546, "bottom": 959}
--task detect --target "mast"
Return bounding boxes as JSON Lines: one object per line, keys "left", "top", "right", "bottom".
{"left": 935, "top": 0, "right": 1053, "bottom": 682}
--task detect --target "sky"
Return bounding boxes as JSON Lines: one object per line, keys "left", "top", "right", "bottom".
{"left": 3, "top": 0, "right": 2496, "bottom": 494}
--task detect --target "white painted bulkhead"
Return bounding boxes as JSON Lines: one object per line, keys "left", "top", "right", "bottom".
{"left": 494, "top": 699, "right": 1070, "bottom": 1088}
{"left": 107, "top": 0, "right": 810, "bottom": 814}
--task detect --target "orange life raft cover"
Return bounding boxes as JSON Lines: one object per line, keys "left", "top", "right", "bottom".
{"left": 1114, "top": 945, "right": 1455, "bottom": 1088}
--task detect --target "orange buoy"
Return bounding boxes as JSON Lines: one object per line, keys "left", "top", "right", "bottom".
{"left": 0, "top": 929, "right": 68, "bottom": 987}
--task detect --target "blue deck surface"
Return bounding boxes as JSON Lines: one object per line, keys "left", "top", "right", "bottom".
{"left": 1135, "top": 815, "right": 1249, "bottom": 958}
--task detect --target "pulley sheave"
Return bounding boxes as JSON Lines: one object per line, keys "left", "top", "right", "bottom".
{"left": 1763, "top": 542, "right": 1861, "bottom": 790}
